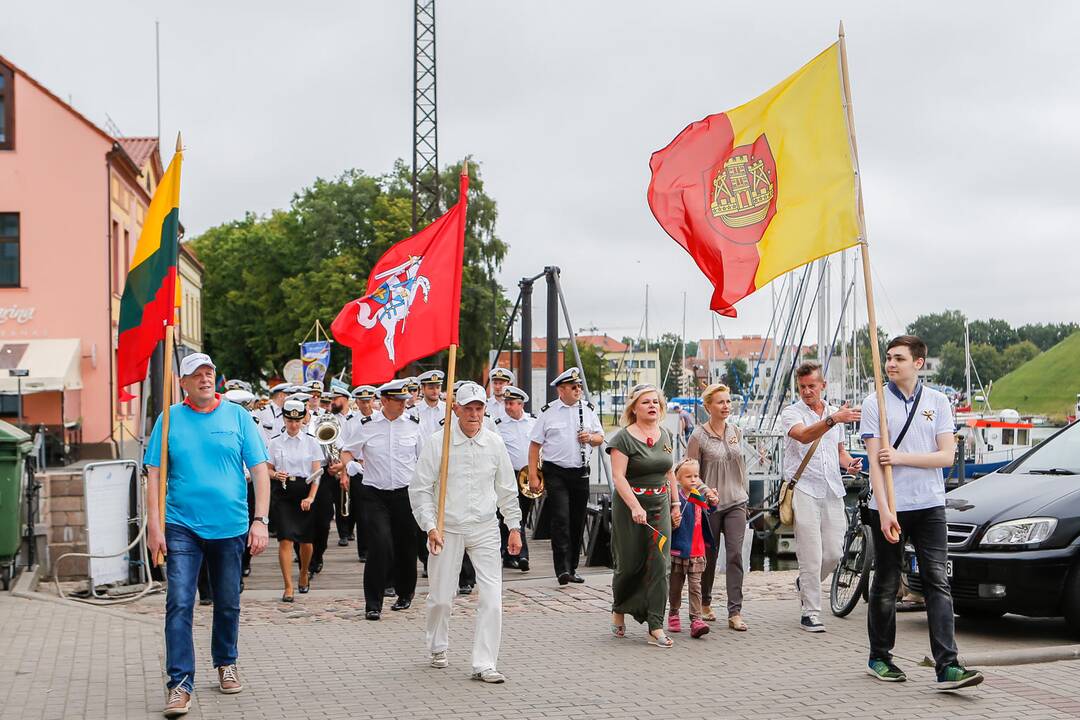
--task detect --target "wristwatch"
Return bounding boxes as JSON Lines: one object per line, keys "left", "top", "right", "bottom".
{"left": 825, "top": 415, "right": 836, "bottom": 428}
{"left": 254, "top": 515, "right": 270, "bottom": 526}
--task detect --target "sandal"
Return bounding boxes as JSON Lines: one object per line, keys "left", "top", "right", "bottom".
{"left": 648, "top": 631, "right": 674, "bottom": 648}
{"left": 728, "top": 615, "right": 748, "bottom": 631}
{"left": 701, "top": 605, "right": 717, "bottom": 622}
{"left": 610, "top": 613, "right": 626, "bottom": 638}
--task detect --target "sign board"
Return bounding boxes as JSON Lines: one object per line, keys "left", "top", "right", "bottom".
{"left": 83, "top": 461, "right": 136, "bottom": 587}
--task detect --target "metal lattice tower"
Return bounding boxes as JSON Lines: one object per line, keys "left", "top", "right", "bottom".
{"left": 412, "top": 0, "right": 440, "bottom": 232}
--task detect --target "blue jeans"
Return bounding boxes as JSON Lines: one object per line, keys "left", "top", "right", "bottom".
{"left": 164, "top": 524, "right": 246, "bottom": 692}
{"left": 867, "top": 506, "right": 959, "bottom": 674}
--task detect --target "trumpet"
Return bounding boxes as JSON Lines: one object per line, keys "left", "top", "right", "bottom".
{"left": 518, "top": 449, "right": 545, "bottom": 499}
{"left": 314, "top": 415, "right": 348, "bottom": 517}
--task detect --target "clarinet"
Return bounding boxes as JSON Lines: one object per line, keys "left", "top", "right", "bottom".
{"left": 578, "top": 399, "right": 587, "bottom": 467}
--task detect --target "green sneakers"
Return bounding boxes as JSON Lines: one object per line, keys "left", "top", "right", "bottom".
{"left": 935, "top": 665, "right": 984, "bottom": 690}
{"left": 866, "top": 658, "right": 907, "bottom": 682}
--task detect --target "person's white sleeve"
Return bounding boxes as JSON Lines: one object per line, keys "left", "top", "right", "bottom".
{"left": 414, "top": 425, "right": 426, "bottom": 459}
{"left": 860, "top": 394, "right": 879, "bottom": 439}
{"left": 493, "top": 437, "right": 522, "bottom": 529}
{"left": 779, "top": 405, "right": 800, "bottom": 436}
{"left": 587, "top": 409, "right": 602, "bottom": 433}
{"left": 409, "top": 436, "right": 439, "bottom": 533}
{"left": 346, "top": 460, "right": 363, "bottom": 476}
{"left": 935, "top": 394, "right": 955, "bottom": 436}
{"left": 529, "top": 415, "right": 546, "bottom": 444}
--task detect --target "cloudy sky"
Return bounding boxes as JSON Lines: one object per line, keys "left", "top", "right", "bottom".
{"left": 5, "top": 1, "right": 1079, "bottom": 347}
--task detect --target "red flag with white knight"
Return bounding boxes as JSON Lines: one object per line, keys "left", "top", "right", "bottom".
{"left": 331, "top": 171, "right": 467, "bottom": 385}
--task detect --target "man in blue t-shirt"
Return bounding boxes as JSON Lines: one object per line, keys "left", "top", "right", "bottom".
{"left": 860, "top": 336, "right": 983, "bottom": 691}
{"left": 144, "top": 352, "right": 271, "bottom": 717}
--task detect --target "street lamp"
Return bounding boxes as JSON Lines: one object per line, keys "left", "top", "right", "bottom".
{"left": 9, "top": 368, "right": 29, "bottom": 428}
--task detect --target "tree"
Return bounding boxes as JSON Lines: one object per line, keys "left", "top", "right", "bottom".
{"left": 935, "top": 341, "right": 966, "bottom": 389}
{"left": 723, "top": 359, "right": 751, "bottom": 394}
{"left": 1001, "top": 340, "right": 1040, "bottom": 375}
{"left": 191, "top": 160, "right": 510, "bottom": 384}
{"left": 968, "top": 318, "right": 1018, "bottom": 352}
{"left": 1016, "top": 322, "right": 1079, "bottom": 351}
{"left": 655, "top": 332, "right": 691, "bottom": 398}
{"left": 906, "top": 309, "right": 967, "bottom": 353}
{"left": 563, "top": 340, "right": 606, "bottom": 397}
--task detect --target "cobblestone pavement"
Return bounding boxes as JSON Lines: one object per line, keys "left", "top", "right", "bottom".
{"left": 5, "top": 540, "right": 1080, "bottom": 720}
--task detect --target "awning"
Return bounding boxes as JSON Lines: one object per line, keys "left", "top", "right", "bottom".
{"left": 0, "top": 339, "right": 83, "bottom": 394}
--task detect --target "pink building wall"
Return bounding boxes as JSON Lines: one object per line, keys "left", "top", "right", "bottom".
{"left": 0, "top": 70, "right": 115, "bottom": 446}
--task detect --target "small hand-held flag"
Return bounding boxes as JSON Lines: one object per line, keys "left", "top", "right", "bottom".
{"left": 644, "top": 521, "right": 668, "bottom": 553}
{"left": 648, "top": 42, "right": 860, "bottom": 317}
{"left": 687, "top": 485, "right": 710, "bottom": 509}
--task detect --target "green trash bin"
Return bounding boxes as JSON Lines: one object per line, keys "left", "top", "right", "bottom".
{"left": 0, "top": 420, "right": 33, "bottom": 568}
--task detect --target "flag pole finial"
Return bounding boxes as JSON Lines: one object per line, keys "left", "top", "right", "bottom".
{"left": 838, "top": 20, "right": 846, "bottom": 39}
{"left": 461, "top": 156, "right": 469, "bottom": 176}
{"left": 175, "top": 131, "right": 182, "bottom": 153}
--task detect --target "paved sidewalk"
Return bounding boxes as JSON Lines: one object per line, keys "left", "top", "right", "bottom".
{"left": 5, "top": 542, "right": 1080, "bottom": 719}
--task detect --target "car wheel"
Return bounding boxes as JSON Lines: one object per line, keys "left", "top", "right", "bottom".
{"left": 1064, "top": 562, "right": 1080, "bottom": 637}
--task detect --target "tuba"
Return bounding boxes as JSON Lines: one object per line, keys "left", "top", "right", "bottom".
{"left": 313, "top": 415, "right": 348, "bottom": 516}
{"left": 518, "top": 448, "right": 545, "bottom": 499}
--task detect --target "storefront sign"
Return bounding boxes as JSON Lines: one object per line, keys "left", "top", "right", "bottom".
{"left": 0, "top": 305, "right": 35, "bottom": 324}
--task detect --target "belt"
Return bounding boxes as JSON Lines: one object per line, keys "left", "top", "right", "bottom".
{"left": 631, "top": 486, "right": 667, "bottom": 495}
{"left": 542, "top": 460, "right": 587, "bottom": 472}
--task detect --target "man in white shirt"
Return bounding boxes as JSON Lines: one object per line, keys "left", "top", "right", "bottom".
{"left": 415, "top": 370, "right": 447, "bottom": 436}
{"left": 486, "top": 367, "right": 514, "bottom": 421}
{"left": 339, "top": 379, "right": 426, "bottom": 620}
{"left": 494, "top": 386, "right": 536, "bottom": 572}
{"left": 528, "top": 367, "right": 604, "bottom": 585}
{"left": 410, "top": 382, "right": 521, "bottom": 683}
{"left": 861, "top": 335, "right": 983, "bottom": 690}
{"left": 780, "top": 361, "right": 863, "bottom": 632}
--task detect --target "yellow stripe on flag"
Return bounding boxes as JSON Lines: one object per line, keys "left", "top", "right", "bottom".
{"left": 129, "top": 150, "right": 183, "bottom": 271}
{"left": 724, "top": 43, "right": 859, "bottom": 287}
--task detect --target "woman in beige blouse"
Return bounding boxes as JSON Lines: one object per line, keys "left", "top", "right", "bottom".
{"left": 686, "top": 383, "right": 749, "bottom": 631}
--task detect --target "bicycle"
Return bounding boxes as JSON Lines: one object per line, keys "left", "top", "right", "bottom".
{"left": 829, "top": 476, "right": 875, "bottom": 617}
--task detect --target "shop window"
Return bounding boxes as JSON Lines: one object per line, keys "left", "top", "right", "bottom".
{"left": 0, "top": 394, "right": 18, "bottom": 416}
{"left": 0, "top": 63, "right": 13, "bottom": 150}
{"left": 0, "top": 213, "right": 19, "bottom": 287}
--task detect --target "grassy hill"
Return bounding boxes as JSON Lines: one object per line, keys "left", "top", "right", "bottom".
{"left": 989, "top": 331, "right": 1080, "bottom": 420}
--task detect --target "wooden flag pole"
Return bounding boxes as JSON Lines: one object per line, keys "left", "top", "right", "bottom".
{"left": 435, "top": 345, "right": 457, "bottom": 535}
{"left": 434, "top": 158, "right": 469, "bottom": 536}
{"left": 839, "top": 22, "right": 899, "bottom": 541}
{"left": 154, "top": 132, "right": 182, "bottom": 565}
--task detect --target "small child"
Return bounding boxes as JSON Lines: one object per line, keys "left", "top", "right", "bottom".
{"left": 668, "top": 458, "right": 719, "bottom": 638}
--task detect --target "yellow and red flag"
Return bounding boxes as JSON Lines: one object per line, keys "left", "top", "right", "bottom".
{"left": 648, "top": 43, "right": 859, "bottom": 317}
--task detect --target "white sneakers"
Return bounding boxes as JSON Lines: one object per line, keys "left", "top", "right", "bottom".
{"left": 430, "top": 651, "right": 506, "bottom": 683}
{"left": 430, "top": 651, "right": 449, "bottom": 668}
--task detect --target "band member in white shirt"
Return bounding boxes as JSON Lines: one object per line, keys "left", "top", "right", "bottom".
{"left": 266, "top": 400, "right": 323, "bottom": 602}
{"left": 494, "top": 385, "right": 536, "bottom": 571}
{"left": 415, "top": 370, "right": 447, "bottom": 436}
{"left": 528, "top": 367, "right": 604, "bottom": 585}
{"left": 486, "top": 367, "right": 514, "bottom": 421}
{"left": 410, "top": 382, "right": 521, "bottom": 683}
{"left": 339, "top": 379, "right": 426, "bottom": 620}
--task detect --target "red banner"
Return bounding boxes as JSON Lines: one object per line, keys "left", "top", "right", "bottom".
{"left": 331, "top": 173, "right": 467, "bottom": 385}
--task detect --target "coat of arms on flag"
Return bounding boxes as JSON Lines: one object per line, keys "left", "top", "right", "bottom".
{"left": 353, "top": 255, "right": 431, "bottom": 363}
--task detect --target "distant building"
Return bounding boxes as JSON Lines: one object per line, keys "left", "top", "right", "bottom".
{"left": 0, "top": 53, "right": 200, "bottom": 460}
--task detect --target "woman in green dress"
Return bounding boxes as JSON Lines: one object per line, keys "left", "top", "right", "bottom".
{"left": 607, "top": 384, "right": 680, "bottom": 647}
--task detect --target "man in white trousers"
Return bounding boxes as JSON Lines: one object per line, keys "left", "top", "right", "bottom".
{"left": 409, "top": 381, "right": 522, "bottom": 683}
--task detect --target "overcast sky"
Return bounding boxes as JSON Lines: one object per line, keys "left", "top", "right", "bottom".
{"left": 6, "top": 1, "right": 1079, "bottom": 349}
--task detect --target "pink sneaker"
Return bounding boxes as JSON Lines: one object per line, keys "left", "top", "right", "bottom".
{"left": 690, "top": 619, "right": 710, "bottom": 638}
{"left": 667, "top": 614, "right": 682, "bottom": 633}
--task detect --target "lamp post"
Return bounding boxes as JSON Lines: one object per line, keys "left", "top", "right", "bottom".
{"left": 9, "top": 368, "right": 29, "bottom": 428}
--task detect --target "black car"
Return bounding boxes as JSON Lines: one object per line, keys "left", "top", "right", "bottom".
{"left": 905, "top": 420, "right": 1080, "bottom": 633}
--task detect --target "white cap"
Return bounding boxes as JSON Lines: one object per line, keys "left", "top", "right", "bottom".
{"left": 179, "top": 352, "right": 215, "bottom": 378}
{"left": 454, "top": 381, "right": 487, "bottom": 406}
{"left": 489, "top": 367, "right": 515, "bottom": 383}
{"left": 282, "top": 400, "right": 307, "bottom": 419}
{"left": 224, "top": 389, "right": 256, "bottom": 405}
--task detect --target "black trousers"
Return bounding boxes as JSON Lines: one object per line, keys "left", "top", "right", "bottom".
{"left": 542, "top": 461, "right": 590, "bottom": 576}
{"left": 500, "top": 492, "right": 534, "bottom": 562}
{"left": 309, "top": 470, "right": 336, "bottom": 567}
{"left": 242, "top": 481, "right": 255, "bottom": 573}
{"left": 868, "top": 507, "right": 959, "bottom": 673}
{"left": 334, "top": 473, "right": 362, "bottom": 539}
{"left": 361, "top": 485, "right": 418, "bottom": 612}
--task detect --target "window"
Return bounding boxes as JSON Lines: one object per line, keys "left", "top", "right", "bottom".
{"left": 0, "top": 394, "right": 18, "bottom": 416}
{"left": 0, "top": 213, "right": 19, "bottom": 286}
{"left": 111, "top": 221, "right": 120, "bottom": 292}
{"left": 0, "top": 62, "right": 13, "bottom": 150}
{"left": 1001, "top": 429, "right": 1015, "bottom": 445}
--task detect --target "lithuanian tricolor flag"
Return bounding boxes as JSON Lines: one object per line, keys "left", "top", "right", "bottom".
{"left": 116, "top": 147, "right": 182, "bottom": 400}
{"left": 648, "top": 43, "right": 860, "bottom": 317}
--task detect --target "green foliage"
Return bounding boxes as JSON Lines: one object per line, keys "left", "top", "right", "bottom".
{"left": 905, "top": 309, "right": 967, "bottom": 353}
{"left": 988, "top": 332, "right": 1080, "bottom": 419}
{"left": 191, "top": 161, "right": 509, "bottom": 384}
{"left": 1002, "top": 340, "right": 1040, "bottom": 373}
{"left": 563, "top": 340, "right": 607, "bottom": 396}
{"left": 723, "top": 358, "right": 751, "bottom": 394}
{"left": 936, "top": 339, "right": 1043, "bottom": 390}
{"left": 655, "top": 332, "right": 695, "bottom": 397}
{"left": 1016, "top": 322, "right": 1080, "bottom": 351}
{"left": 968, "top": 318, "right": 1018, "bottom": 352}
